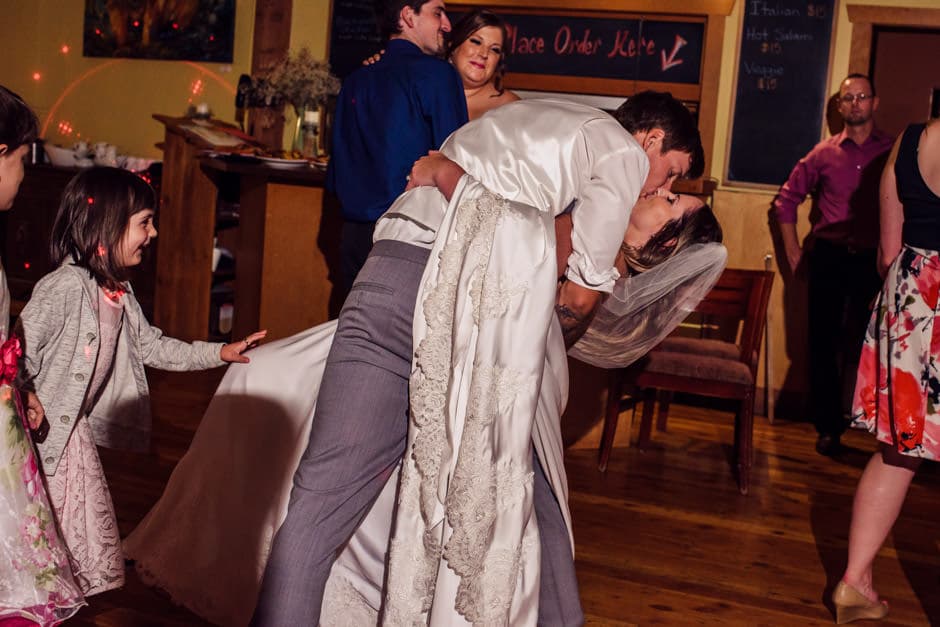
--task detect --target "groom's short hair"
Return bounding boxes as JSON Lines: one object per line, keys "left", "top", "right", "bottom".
{"left": 375, "top": 0, "right": 435, "bottom": 40}
{"left": 614, "top": 91, "right": 704, "bottom": 178}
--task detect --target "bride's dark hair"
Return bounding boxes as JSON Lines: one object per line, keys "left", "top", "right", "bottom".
{"left": 622, "top": 203, "right": 722, "bottom": 274}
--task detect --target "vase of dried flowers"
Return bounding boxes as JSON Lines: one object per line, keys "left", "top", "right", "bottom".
{"left": 241, "top": 48, "right": 340, "bottom": 153}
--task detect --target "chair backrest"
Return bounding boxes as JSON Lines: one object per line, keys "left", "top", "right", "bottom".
{"left": 694, "top": 268, "right": 774, "bottom": 375}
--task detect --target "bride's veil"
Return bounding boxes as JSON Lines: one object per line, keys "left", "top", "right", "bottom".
{"left": 569, "top": 242, "right": 728, "bottom": 369}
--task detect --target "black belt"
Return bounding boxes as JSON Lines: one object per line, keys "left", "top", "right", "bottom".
{"left": 815, "top": 239, "right": 874, "bottom": 255}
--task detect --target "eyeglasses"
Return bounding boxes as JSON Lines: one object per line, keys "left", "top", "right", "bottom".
{"left": 840, "top": 93, "right": 872, "bottom": 104}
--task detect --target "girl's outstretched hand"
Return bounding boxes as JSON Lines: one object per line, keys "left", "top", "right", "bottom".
{"left": 221, "top": 330, "right": 267, "bottom": 363}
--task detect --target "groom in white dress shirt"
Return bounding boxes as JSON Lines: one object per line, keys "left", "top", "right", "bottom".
{"left": 252, "top": 91, "right": 704, "bottom": 626}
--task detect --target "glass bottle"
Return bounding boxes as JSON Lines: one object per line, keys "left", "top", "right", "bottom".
{"left": 301, "top": 109, "right": 320, "bottom": 159}
{"left": 291, "top": 105, "right": 306, "bottom": 155}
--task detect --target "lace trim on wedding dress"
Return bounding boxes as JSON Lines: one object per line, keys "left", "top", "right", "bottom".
{"left": 443, "top": 364, "right": 533, "bottom": 626}
{"left": 386, "top": 188, "right": 538, "bottom": 625}
{"left": 321, "top": 574, "right": 379, "bottom": 626}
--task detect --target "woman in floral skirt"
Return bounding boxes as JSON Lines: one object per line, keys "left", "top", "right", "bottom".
{"left": 837, "top": 118, "right": 940, "bottom": 624}
{"left": 0, "top": 85, "right": 84, "bottom": 625}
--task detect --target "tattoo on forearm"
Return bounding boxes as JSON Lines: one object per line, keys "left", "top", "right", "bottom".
{"left": 556, "top": 304, "right": 595, "bottom": 349}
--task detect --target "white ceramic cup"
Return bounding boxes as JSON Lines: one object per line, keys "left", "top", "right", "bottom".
{"left": 99, "top": 145, "right": 118, "bottom": 166}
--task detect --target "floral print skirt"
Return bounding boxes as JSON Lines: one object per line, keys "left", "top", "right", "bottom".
{"left": 0, "top": 382, "right": 85, "bottom": 625}
{"left": 852, "top": 246, "right": 940, "bottom": 460}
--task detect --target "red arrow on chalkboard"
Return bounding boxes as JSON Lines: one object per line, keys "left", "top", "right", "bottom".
{"left": 661, "top": 35, "right": 687, "bottom": 71}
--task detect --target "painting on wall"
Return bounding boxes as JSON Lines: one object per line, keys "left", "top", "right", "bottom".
{"left": 83, "top": 0, "right": 236, "bottom": 62}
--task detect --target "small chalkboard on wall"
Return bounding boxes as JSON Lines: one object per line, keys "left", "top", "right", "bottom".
{"left": 328, "top": 0, "right": 383, "bottom": 80}
{"left": 726, "top": 0, "right": 837, "bottom": 188}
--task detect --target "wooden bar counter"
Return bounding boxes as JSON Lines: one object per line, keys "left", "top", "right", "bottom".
{"left": 153, "top": 115, "right": 339, "bottom": 343}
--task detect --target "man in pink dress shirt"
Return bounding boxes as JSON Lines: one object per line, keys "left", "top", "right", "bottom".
{"left": 774, "top": 73, "right": 895, "bottom": 456}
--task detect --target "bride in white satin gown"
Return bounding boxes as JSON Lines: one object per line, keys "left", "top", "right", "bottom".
{"left": 124, "top": 100, "right": 726, "bottom": 626}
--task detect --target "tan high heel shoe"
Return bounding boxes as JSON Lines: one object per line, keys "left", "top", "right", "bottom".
{"left": 832, "top": 580, "right": 889, "bottom": 624}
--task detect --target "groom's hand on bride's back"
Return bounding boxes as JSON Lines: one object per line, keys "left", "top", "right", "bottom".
{"left": 405, "top": 151, "right": 465, "bottom": 201}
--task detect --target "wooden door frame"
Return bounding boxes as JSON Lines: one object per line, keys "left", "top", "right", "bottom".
{"left": 847, "top": 4, "right": 940, "bottom": 73}
{"left": 251, "top": 0, "right": 293, "bottom": 147}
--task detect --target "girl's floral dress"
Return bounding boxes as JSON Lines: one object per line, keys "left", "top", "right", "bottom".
{"left": 0, "top": 336, "right": 85, "bottom": 625}
{"left": 852, "top": 246, "right": 940, "bottom": 459}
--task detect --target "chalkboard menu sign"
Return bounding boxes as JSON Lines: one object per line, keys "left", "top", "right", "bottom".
{"left": 328, "top": 3, "right": 706, "bottom": 88}
{"left": 451, "top": 11, "right": 705, "bottom": 85}
{"left": 726, "top": 0, "right": 836, "bottom": 187}
{"left": 328, "top": 0, "right": 382, "bottom": 79}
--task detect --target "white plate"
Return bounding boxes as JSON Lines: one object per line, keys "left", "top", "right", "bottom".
{"left": 256, "top": 156, "right": 310, "bottom": 168}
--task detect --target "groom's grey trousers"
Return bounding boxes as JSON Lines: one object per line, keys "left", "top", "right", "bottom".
{"left": 251, "top": 240, "right": 583, "bottom": 626}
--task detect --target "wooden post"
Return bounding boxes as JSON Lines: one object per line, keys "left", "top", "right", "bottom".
{"left": 233, "top": 179, "right": 334, "bottom": 342}
{"left": 152, "top": 119, "right": 218, "bottom": 341}
{"left": 250, "top": 0, "right": 293, "bottom": 149}
{"left": 764, "top": 253, "right": 775, "bottom": 424}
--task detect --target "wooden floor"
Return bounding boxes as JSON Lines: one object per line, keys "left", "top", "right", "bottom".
{"left": 72, "top": 369, "right": 939, "bottom": 626}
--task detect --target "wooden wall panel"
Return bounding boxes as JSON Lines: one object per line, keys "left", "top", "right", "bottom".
{"left": 232, "top": 182, "right": 331, "bottom": 342}
{"left": 252, "top": 0, "right": 293, "bottom": 74}
{"left": 251, "top": 0, "right": 293, "bottom": 148}
{"left": 153, "top": 130, "right": 216, "bottom": 342}
{"left": 847, "top": 4, "right": 940, "bottom": 72}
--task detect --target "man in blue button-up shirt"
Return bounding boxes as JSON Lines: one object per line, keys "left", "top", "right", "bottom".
{"left": 327, "top": 0, "right": 469, "bottom": 295}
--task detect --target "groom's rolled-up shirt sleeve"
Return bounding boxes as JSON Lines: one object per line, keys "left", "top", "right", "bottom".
{"left": 565, "top": 119, "right": 648, "bottom": 293}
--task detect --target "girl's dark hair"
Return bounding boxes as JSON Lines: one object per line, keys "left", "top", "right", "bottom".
{"left": 50, "top": 167, "right": 156, "bottom": 290}
{"left": 0, "top": 85, "right": 39, "bottom": 152}
{"left": 623, "top": 203, "right": 722, "bottom": 274}
{"left": 447, "top": 9, "right": 510, "bottom": 95}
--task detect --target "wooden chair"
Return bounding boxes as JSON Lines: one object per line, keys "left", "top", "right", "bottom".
{"left": 598, "top": 268, "right": 774, "bottom": 495}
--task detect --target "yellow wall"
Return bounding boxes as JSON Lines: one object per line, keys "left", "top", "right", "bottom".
{"left": 0, "top": 0, "right": 258, "bottom": 158}
{"left": 0, "top": 1, "right": 338, "bottom": 159}
{"left": 290, "top": 1, "right": 331, "bottom": 59}
{"left": 283, "top": 2, "right": 333, "bottom": 145}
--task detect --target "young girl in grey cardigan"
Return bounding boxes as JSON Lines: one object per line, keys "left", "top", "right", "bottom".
{"left": 17, "top": 167, "right": 265, "bottom": 597}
